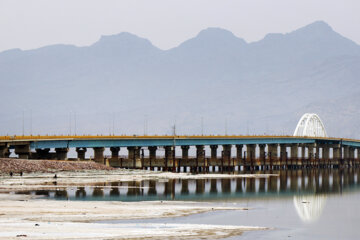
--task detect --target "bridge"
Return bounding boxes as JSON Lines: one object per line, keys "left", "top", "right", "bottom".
{"left": 0, "top": 113, "right": 359, "bottom": 171}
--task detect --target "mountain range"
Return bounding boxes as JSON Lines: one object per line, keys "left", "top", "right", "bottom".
{"left": 1, "top": 21, "right": 360, "bottom": 138}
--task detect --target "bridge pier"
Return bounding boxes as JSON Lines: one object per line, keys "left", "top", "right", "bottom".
{"left": 235, "top": 144, "right": 243, "bottom": 170}
{"left": 333, "top": 144, "right": 341, "bottom": 167}
{"left": 280, "top": 144, "right": 287, "bottom": 169}
{"left": 108, "top": 147, "right": 120, "bottom": 167}
{"left": 110, "top": 147, "right": 120, "bottom": 160}
{"left": 290, "top": 144, "right": 299, "bottom": 169}
{"left": 55, "top": 148, "right": 69, "bottom": 160}
{"left": 259, "top": 144, "right": 266, "bottom": 170}
{"left": 322, "top": 145, "right": 330, "bottom": 167}
{"left": 164, "top": 146, "right": 173, "bottom": 171}
{"left": 15, "top": 144, "right": 31, "bottom": 159}
{"left": 343, "top": 145, "right": 350, "bottom": 159}
{"left": 246, "top": 144, "right": 256, "bottom": 170}
{"left": 344, "top": 145, "right": 350, "bottom": 167}
{"left": 181, "top": 145, "right": 189, "bottom": 160}
{"left": 301, "top": 145, "right": 306, "bottom": 167}
{"left": 93, "top": 147, "right": 105, "bottom": 164}
{"left": 210, "top": 145, "right": 218, "bottom": 171}
{"left": 196, "top": 145, "right": 205, "bottom": 173}
{"left": 349, "top": 147, "right": 355, "bottom": 167}
{"left": 0, "top": 144, "right": 9, "bottom": 158}
{"left": 268, "top": 144, "right": 278, "bottom": 169}
{"left": 76, "top": 147, "right": 87, "bottom": 160}
{"left": 36, "top": 148, "right": 51, "bottom": 159}
{"left": 127, "top": 147, "right": 140, "bottom": 168}
{"left": 181, "top": 146, "right": 189, "bottom": 172}
{"left": 222, "top": 145, "right": 231, "bottom": 171}
{"left": 148, "top": 146, "right": 157, "bottom": 169}
{"left": 308, "top": 144, "right": 316, "bottom": 168}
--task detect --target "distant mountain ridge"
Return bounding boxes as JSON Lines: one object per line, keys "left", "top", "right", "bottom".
{"left": 0, "top": 21, "right": 359, "bottom": 138}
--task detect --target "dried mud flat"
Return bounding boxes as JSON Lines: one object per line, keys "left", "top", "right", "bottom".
{"left": 0, "top": 194, "right": 268, "bottom": 239}
{"left": 0, "top": 163, "right": 272, "bottom": 239}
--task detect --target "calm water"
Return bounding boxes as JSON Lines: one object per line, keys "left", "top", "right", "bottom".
{"left": 20, "top": 168, "right": 360, "bottom": 239}
{"left": 25, "top": 168, "right": 359, "bottom": 202}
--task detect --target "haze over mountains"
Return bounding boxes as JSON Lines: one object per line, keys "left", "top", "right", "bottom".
{"left": 1, "top": 21, "right": 360, "bottom": 138}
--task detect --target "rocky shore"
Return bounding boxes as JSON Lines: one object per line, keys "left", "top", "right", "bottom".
{"left": 0, "top": 158, "right": 113, "bottom": 173}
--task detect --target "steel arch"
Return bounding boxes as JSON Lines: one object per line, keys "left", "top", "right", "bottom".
{"left": 293, "top": 113, "right": 327, "bottom": 137}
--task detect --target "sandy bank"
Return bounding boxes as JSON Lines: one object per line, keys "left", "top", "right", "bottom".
{"left": 0, "top": 221, "right": 267, "bottom": 240}
{"left": 0, "top": 194, "right": 268, "bottom": 239}
{"left": 0, "top": 196, "right": 246, "bottom": 222}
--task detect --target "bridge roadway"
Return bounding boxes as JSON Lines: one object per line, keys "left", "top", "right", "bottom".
{"left": 1, "top": 135, "right": 360, "bottom": 171}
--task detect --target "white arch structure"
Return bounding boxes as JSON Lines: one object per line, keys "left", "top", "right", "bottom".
{"left": 293, "top": 113, "right": 327, "bottom": 137}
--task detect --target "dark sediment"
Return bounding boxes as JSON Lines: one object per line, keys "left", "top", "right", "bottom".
{"left": 0, "top": 158, "right": 113, "bottom": 173}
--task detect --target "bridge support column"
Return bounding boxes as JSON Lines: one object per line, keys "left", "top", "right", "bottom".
{"left": 36, "top": 148, "right": 50, "bottom": 159}
{"left": 333, "top": 145, "right": 341, "bottom": 167}
{"left": 134, "top": 147, "right": 141, "bottom": 168}
{"left": 268, "top": 144, "right": 278, "bottom": 169}
{"left": 127, "top": 147, "right": 140, "bottom": 168}
{"left": 259, "top": 144, "right": 266, "bottom": 169}
{"left": 181, "top": 145, "right": 189, "bottom": 160}
{"left": 246, "top": 144, "right": 256, "bottom": 170}
{"left": 349, "top": 147, "right": 355, "bottom": 166}
{"left": 76, "top": 147, "right": 87, "bottom": 160}
{"left": 210, "top": 145, "right": 218, "bottom": 172}
{"left": 343, "top": 146, "right": 350, "bottom": 161}
{"left": 15, "top": 145, "right": 31, "bottom": 159}
{"left": 148, "top": 146, "right": 157, "bottom": 169}
{"left": 322, "top": 145, "right": 330, "bottom": 167}
{"left": 315, "top": 145, "right": 320, "bottom": 162}
{"left": 108, "top": 147, "right": 120, "bottom": 167}
{"left": 280, "top": 144, "right": 287, "bottom": 169}
{"left": 342, "top": 145, "right": 351, "bottom": 167}
{"left": 55, "top": 148, "right": 69, "bottom": 160}
{"left": 235, "top": 144, "right": 243, "bottom": 170}
{"left": 300, "top": 144, "right": 305, "bottom": 159}
{"left": 93, "top": 147, "right": 105, "bottom": 164}
{"left": 307, "top": 144, "right": 315, "bottom": 167}
{"left": 110, "top": 147, "right": 120, "bottom": 160}
{"left": 181, "top": 146, "right": 189, "bottom": 172}
{"left": 164, "top": 146, "right": 173, "bottom": 171}
{"left": 222, "top": 145, "right": 232, "bottom": 171}
{"left": 196, "top": 145, "right": 205, "bottom": 173}
{"left": 0, "top": 144, "right": 9, "bottom": 158}
{"left": 4, "top": 148, "right": 10, "bottom": 158}
{"left": 290, "top": 144, "right": 299, "bottom": 168}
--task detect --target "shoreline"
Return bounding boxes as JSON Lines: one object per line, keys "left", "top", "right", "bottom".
{"left": 0, "top": 168, "right": 278, "bottom": 193}
{"left": 0, "top": 193, "right": 269, "bottom": 239}
{"left": 0, "top": 158, "right": 113, "bottom": 174}
{"left": 0, "top": 165, "right": 273, "bottom": 239}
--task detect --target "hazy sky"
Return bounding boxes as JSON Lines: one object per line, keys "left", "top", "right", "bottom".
{"left": 0, "top": 0, "right": 359, "bottom": 52}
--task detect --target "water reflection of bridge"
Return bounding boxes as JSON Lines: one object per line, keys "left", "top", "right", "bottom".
{"left": 31, "top": 169, "right": 360, "bottom": 201}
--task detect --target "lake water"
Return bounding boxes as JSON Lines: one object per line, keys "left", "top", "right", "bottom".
{"left": 25, "top": 168, "right": 360, "bottom": 239}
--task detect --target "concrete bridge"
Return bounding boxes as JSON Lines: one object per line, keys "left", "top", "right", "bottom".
{"left": 1, "top": 135, "right": 360, "bottom": 172}
{"left": 1, "top": 114, "right": 359, "bottom": 172}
